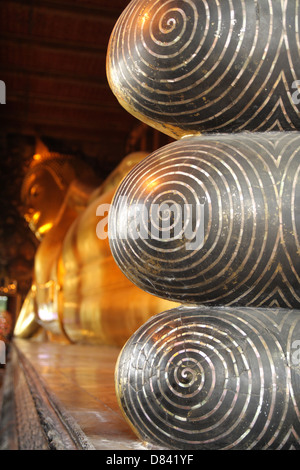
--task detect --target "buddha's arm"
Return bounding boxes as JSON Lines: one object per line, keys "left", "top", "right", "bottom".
{"left": 14, "top": 285, "right": 40, "bottom": 339}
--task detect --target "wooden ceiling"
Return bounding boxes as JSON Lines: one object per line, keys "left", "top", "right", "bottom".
{"left": 0, "top": 0, "right": 143, "bottom": 168}
{"left": 0, "top": 0, "right": 175, "bottom": 297}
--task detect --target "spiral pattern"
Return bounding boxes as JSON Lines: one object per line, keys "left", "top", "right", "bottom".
{"left": 108, "top": 132, "right": 300, "bottom": 308}
{"left": 107, "top": 0, "right": 300, "bottom": 138}
{"left": 116, "top": 305, "right": 300, "bottom": 449}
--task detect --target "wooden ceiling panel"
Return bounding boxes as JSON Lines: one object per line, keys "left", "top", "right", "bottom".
{"left": 0, "top": 3, "right": 31, "bottom": 37}
{"left": 1, "top": 71, "right": 120, "bottom": 108}
{"left": 0, "top": 41, "right": 106, "bottom": 82}
{"left": 30, "top": 9, "right": 115, "bottom": 48}
{"left": 0, "top": 2, "right": 116, "bottom": 49}
{"left": 0, "top": 0, "right": 137, "bottom": 148}
{"left": 1, "top": 94, "right": 135, "bottom": 149}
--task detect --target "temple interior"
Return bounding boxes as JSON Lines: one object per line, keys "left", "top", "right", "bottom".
{"left": 0, "top": 0, "right": 299, "bottom": 452}
{"left": 0, "top": 0, "right": 174, "bottom": 451}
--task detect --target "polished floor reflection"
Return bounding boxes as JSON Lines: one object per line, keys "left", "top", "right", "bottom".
{"left": 10, "top": 339, "right": 150, "bottom": 450}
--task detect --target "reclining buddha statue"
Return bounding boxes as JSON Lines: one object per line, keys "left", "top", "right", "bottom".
{"left": 15, "top": 0, "right": 300, "bottom": 450}
{"left": 14, "top": 148, "right": 176, "bottom": 346}
{"left": 105, "top": 0, "right": 300, "bottom": 450}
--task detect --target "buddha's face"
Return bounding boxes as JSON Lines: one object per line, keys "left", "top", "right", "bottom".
{"left": 22, "top": 168, "right": 65, "bottom": 240}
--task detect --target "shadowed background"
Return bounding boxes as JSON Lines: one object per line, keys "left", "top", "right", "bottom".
{"left": 0, "top": 0, "right": 173, "bottom": 301}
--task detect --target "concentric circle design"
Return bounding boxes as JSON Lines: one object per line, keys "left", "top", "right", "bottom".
{"left": 108, "top": 132, "right": 300, "bottom": 308}
{"left": 107, "top": 0, "right": 300, "bottom": 138}
{"left": 116, "top": 306, "right": 300, "bottom": 449}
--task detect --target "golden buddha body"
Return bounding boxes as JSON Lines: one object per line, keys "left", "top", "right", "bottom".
{"left": 15, "top": 151, "right": 176, "bottom": 345}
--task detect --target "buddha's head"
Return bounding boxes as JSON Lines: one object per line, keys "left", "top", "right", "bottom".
{"left": 21, "top": 153, "right": 96, "bottom": 240}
